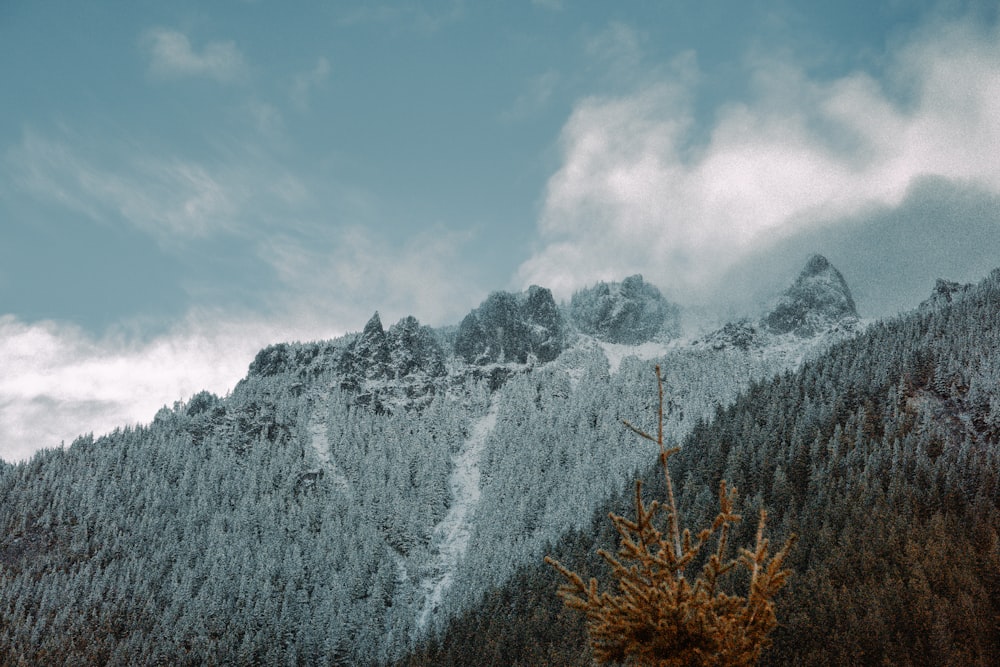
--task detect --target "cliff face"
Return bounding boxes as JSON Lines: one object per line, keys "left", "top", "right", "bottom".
{"left": 454, "top": 285, "right": 565, "bottom": 365}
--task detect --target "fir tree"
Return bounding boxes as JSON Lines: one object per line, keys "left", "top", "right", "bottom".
{"left": 546, "top": 365, "right": 795, "bottom": 666}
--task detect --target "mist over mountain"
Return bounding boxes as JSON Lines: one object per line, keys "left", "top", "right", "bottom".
{"left": 3, "top": 256, "right": 999, "bottom": 665}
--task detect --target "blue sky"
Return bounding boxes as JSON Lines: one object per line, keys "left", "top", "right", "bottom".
{"left": 3, "top": 0, "right": 1000, "bottom": 461}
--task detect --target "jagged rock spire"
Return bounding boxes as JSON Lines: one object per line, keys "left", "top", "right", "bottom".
{"left": 764, "top": 254, "right": 858, "bottom": 336}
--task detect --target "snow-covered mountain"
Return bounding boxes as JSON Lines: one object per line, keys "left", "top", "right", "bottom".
{"left": 5, "top": 254, "right": 957, "bottom": 665}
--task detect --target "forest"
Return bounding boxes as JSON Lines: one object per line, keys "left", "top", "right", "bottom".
{"left": 402, "top": 269, "right": 1000, "bottom": 666}
{"left": 2, "top": 267, "right": 999, "bottom": 665}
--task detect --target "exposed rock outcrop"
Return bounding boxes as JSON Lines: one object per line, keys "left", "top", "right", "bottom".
{"left": 764, "top": 255, "right": 858, "bottom": 336}
{"left": 454, "top": 286, "right": 565, "bottom": 365}
{"left": 569, "top": 274, "right": 679, "bottom": 344}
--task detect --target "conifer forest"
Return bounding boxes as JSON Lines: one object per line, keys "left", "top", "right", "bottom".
{"left": 3, "top": 259, "right": 1000, "bottom": 665}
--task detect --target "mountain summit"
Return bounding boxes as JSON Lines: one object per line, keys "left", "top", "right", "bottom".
{"left": 569, "top": 274, "right": 679, "bottom": 344}
{"left": 764, "top": 254, "right": 858, "bottom": 336}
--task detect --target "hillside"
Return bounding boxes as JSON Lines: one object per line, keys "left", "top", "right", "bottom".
{"left": 400, "top": 268, "right": 1000, "bottom": 666}
{"left": 4, "top": 257, "right": 989, "bottom": 665}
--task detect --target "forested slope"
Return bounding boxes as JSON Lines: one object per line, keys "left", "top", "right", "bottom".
{"left": 401, "top": 269, "right": 1000, "bottom": 666}
{"left": 3, "top": 260, "right": 968, "bottom": 665}
{"left": 0, "top": 299, "right": 784, "bottom": 664}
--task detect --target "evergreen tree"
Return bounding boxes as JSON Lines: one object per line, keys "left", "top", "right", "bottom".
{"left": 546, "top": 366, "right": 794, "bottom": 666}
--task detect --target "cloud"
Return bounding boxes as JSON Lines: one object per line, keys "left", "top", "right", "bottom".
{"left": 143, "top": 28, "right": 247, "bottom": 82}
{"left": 5, "top": 130, "right": 306, "bottom": 242}
{"left": 715, "top": 177, "right": 1000, "bottom": 320}
{"left": 246, "top": 100, "right": 286, "bottom": 139}
{"left": 291, "top": 57, "right": 331, "bottom": 111}
{"left": 0, "top": 221, "right": 486, "bottom": 463}
{"left": 585, "top": 21, "right": 644, "bottom": 76}
{"left": 0, "top": 312, "right": 328, "bottom": 463}
{"left": 517, "top": 17, "right": 1000, "bottom": 306}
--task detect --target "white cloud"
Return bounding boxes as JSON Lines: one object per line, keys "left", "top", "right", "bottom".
{"left": 517, "top": 17, "right": 1000, "bottom": 303}
{"left": 292, "top": 57, "right": 331, "bottom": 111}
{"left": 0, "top": 312, "right": 334, "bottom": 463}
{"left": 143, "top": 28, "right": 247, "bottom": 82}
{"left": 0, "top": 221, "right": 485, "bottom": 463}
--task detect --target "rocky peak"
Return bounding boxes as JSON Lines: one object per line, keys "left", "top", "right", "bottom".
{"left": 569, "top": 274, "right": 678, "bottom": 344}
{"left": 764, "top": 254, "right": 858, "bottom": 336}
{"left": 698, "top": 319, "right": 764, "bottom": 351}
{"left": 454, "top": 286, "right": 565, "bottom": 365}
{"left": 356, "top": 312, "right": 391, "bottom": 372}
{"left": 387, "top": 316, "right": 446, "bottom": 378}
{"left": 336, "top": 313, "right": 448, "bottom": 407}
{"left": 919, "top": 279, "right": 973, "bottom": 311}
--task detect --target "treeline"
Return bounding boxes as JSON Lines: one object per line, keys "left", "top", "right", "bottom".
{"left": 399, "top": 270, "right": 1000, "bottom": 666}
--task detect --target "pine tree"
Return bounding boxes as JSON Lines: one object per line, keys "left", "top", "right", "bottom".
{"left": 545, "top": 365, "right": 795, "bottom": 666}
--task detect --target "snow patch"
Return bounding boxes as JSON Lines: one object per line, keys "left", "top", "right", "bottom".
{"left": 414, "top": 400, "right": 498, "bottom": 633}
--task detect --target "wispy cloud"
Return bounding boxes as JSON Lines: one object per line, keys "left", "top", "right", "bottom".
{"left": 5, "top": 130, "right": 306, "bottom": 242}
{"left": 246, "top": 100, "right": 286, "bottom": 139}
{"left": 518, "top": 16, "right": 1000, "bottom": 303}
{"left": 584, "top": 21, "right": 651, "bottom": 88}
{"left": 291, "top": 57, "right": 331, "bottom": 111}
{"left": 501, "top": 69, "right": 560, "bottom": 122}
{"left": 143, "top": 27, "right": 247, "bottom": 82}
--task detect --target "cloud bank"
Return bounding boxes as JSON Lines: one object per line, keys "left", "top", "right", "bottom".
{"left": 517, "top": 17, "right": 1000, "bottom": 306}
{"left": 0, "top": 310, "right": 354, "bottom": 463}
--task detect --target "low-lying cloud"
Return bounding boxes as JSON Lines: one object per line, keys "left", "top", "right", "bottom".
{"left": 0, "top": 312, "right": 339, "bottom": 463}
{"left": 517, "top": 17, "right": 1000, "bottom": 306}
{"left": 0, "top": 220, "right": 487, "bottom": 463}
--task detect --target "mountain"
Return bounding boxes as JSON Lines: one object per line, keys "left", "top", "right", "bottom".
{"left": 454, "top": 285, "right": 565, "bottom": 366}
{"left": 919, "top": 278, "right": 974, "bottom": 311}
{"left": 2, "top": 257, "right": 998, "bottom": 665}
{"left": 764, "top": 253, "right": 858, "bottom": 335}
{"left": 694, "top": 254, "right": 861, "bottom": 354}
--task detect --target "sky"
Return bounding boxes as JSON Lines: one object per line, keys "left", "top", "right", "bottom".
{"left": 2, "top": 0, "right": 1000, "bottom": 462}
